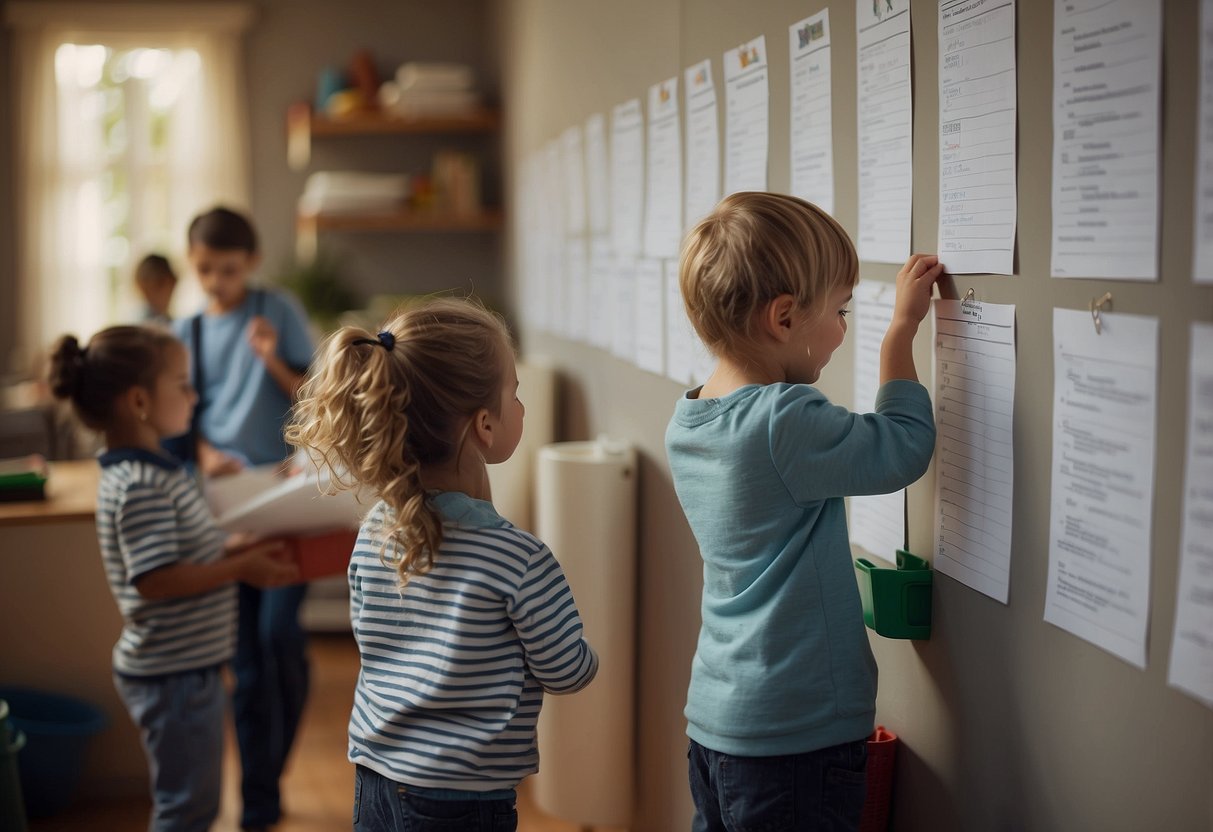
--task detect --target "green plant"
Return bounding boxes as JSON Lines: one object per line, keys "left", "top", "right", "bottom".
{"left": 273, "top": 251, "right": 359, "bottom": 332}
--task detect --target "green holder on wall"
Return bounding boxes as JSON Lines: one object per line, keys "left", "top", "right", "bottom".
{"left": 855, "top": 549, "right": 933, "bottom": 640}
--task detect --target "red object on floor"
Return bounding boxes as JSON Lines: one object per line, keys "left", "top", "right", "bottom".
{"left": 284, "top": 529, "right": 358, "bottom": 582}
{"left": 860, "top": 725, "right": 898, "bottom": 832}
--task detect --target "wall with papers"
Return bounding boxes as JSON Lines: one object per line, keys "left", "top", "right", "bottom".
{"left": 498, "top": 1, "right": 1212, "bottom": 829}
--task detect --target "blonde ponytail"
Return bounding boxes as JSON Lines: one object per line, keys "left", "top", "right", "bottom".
{"left": 286, "top": 299, "right": 512, "bottom": 585}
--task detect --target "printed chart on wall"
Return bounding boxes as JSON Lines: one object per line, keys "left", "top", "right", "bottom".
{"left": 1193, "top": 0, "right": 1213, "bottom": 283}
{"left": 684, "top": 59, "right": 720, "bottom": 230}
{"left": 849, "top": 281, "right": 905, "bottom": 559}
{"left": 938, "top": 0, "right": 1017, "bottom": 275}
{"left": 644, "top": 77, "right": 682, "bottom": 260}
{"left": 610, "top": 99, "right": 644, "bottom": 262}
{"left": 1168, "top": 322, "right": 1213, "bottom": 708}
{"left": 723, "top": 35, "right": 769, "bottom": 195}
{"left": 1051, "top": 0, "right": 1161, "bottom": 280}
{"left": 856, "top": 0, "right": 913, "bottom": 263}
{"left": 932, "top": 296, "right": 1017, "bottom": 603}
{"left": 789, "top": 9, "right": 835, "bottom": 216}
{"left": 1045, "top": 309, "right": 1158, "bottom": 668}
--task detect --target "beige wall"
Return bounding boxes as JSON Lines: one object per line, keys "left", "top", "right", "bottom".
{"left": 498, "top": 1, "right": 1213, "bottom": 830}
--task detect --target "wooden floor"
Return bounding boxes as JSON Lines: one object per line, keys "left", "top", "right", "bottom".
{"left": 29, "top": 634, "right": 587, "bottom": 832}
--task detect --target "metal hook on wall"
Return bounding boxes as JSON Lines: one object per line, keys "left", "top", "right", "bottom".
{"left": 1090, "top": 292, "right": 1113, "bottom": 335}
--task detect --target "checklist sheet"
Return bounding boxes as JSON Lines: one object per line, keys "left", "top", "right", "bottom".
{"left": 1045, "top": 308, "right": 1158, "bottom": 668}
{"left": 856, "top": 0, "right": 913, "bottom": 263}
{"left": 1051, "top": 0, "right": 1161, "bottom": 279}
{"left": 789, "top": 9, "right": 835, "bottom": 216}
{"left": 933, "top": 297, "right": 1017, "bottom": 603}
{"left": 723, "top": 35, "right": 769, "bottom": 195}
{"left": 849, "top": 281, "right": 906, "bottom": 560}
{"left": 938, "top": 0, "right": 1017, "bottom": 275}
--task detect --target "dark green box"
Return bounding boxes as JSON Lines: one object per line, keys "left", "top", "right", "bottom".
{"left": 855, "top": 549, "right": 933, "bottom": 640}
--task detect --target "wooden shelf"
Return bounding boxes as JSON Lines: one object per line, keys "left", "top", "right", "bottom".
{"left": 294, "top": 209, "right": 503, "bottom": 260}
{"left": 287, "top": 103, "right": 499, "bottom": 168}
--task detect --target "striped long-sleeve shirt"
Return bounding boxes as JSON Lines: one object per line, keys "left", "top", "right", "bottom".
{"left": 348, "top": 491, "right": 598, "bottom": 791}
{"left": 95, "top": 448, "right": 235, "bottom": 677}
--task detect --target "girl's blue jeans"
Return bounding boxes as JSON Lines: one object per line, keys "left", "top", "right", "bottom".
{"left": 688, "top": 737, "right": 868, "bottom": 832}
{"left": 352, "top": 765, "right": 518, "bottom": 832}
{"left": 113, "top": 665, "right": 225, "bottom": 832}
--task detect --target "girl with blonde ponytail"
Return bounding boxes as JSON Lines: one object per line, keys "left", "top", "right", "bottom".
{"left": 287, "top": 297, "right": 597, "bottom": 830}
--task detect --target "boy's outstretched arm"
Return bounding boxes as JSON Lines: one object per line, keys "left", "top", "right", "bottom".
{"left": 881, "top": 254, "right": 949, "bottom": 384}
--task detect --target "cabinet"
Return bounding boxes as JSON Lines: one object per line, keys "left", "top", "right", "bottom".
{"left": 286, "top": 104, "right": 503, "bottom": 260}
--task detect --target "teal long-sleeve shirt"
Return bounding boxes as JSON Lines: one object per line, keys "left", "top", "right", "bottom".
{"left": 665, "top": 379, "right": 936, "bottom": 756}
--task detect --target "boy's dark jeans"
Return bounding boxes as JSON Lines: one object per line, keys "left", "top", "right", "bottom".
{"left": 688, "top": 737, "right": 867, "bottom": 832}
{"left": 353, "top": 765, "right": 518, "bottom": 832}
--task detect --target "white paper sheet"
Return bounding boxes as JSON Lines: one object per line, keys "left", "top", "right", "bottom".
{"left": 611, "top": 257, "right": 637, "bottom": 362}
{"left": 789, "top": 10, "right": 835, "bottom": 216}
{"left": 566, "top": 237, "right": 589, "bottom": 345}
{"left": 1193, "top": 0, "right": 1213, "bottom": 283}
{"left": 933, "top": 297, "right": 1017, "bottom": 603}
{"left": 562, "top": 125, "right": 587, "bottom": 236}
{"left": 664, "top": 259, "right": 694, "bottom": 385}
{"left": 938, "top": 0, "right": 1017, "bottom": 275}
{"left": 1045, "top": 308, "right": 1158, "bottom": 668}
{"left": 610, "top": 100, "right": 645, "bottom": 260}
{"left": 585, "top": 113, "right": 611, "bottom": 236}
{"left": 645, "top": 77, "right": 683, "bottom": 259}
{"left": 849, "top": 281, "right": 905, "bottom": 559}
{"left": 856, "top": 0, "right": 913, "bottom": 264}
{"left": 723, "top": 35, "right": 769, "bottom": 195}
{"left": 684, "top": 59, "right": 722, "bottom": 229}
{"left": 210, "top": 468, "right": 365, "bottom": 536}
{"left": 1168, "top": 322, "right": 1213, "bottom": 708}
{"left": 588, "top": 236, "right": 614, "bottom": 351}
{"left": 634, "top": 259, "right": 665, "bottom": 374}
{"left": 1051, "top": 0, "right": 1161, "bottom": 280}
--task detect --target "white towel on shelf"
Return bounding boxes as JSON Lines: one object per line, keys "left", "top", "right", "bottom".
{"left": 395, "top": 62, "right": 474, "bottom": 92}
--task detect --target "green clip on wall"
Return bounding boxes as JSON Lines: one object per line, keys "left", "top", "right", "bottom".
{"left": 855, "top": 549, "right": 933, "bottom": 640}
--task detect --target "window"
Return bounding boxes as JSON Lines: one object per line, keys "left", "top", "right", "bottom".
{"left": 6, "top": 2, "right": 252, "bottom": 366}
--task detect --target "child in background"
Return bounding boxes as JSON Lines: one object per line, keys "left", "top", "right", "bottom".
{"left": 134, "top": 253, "right": 178, "bottom": 326}
{"left": 47, "top": 325, "right": 297, "bottom": 832}
{"left": 665, "top": 192, "right": 950, "bottom": 831}
{"left": 287, "top": 298, "right": 598, "bottom": 832}
{"left": 172, "top": 206, "right": 315, "bottom": 832}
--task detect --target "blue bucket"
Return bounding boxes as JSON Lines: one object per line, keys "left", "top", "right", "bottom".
{"left": 0, "top": 688, "right": 107, "bottom": 818}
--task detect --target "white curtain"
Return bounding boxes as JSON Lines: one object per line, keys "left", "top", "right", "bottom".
{"left": 6, "top": 2, "right": 253, "bottom": 368}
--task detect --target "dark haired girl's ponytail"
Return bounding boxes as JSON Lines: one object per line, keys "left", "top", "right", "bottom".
{"left": 48, "top": 335, "right": 87, "bottom": 401}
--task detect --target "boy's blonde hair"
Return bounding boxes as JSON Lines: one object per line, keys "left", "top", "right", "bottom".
{"left": 680, "top": 192, "right": 858, "bottom": 358}
{"left": 286, "top": 298, "right": 513, "bottom": 586}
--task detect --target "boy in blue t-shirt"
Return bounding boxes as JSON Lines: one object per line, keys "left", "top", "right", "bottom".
{"left": 665, "top": 192, "right": 951, "bottom": 831}
{"left": 174, "top": 206, "right": 315, "bottom": 831}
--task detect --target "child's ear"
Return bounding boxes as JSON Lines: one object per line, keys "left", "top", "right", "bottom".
{"left": 762, "top": 294, "right": 797, "bottom": 343}
{"left": 471, "top": 407, "right": 495, "bottom": 449}
{"left": 122, "top": 386, "right": 151, "bottom": 421}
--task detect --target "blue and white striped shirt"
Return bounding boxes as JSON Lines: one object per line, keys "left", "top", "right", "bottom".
{"left": 96, "top": 449, "right": 235, "bottom": 677}
{"left": 348, "top": 491, "right": 598, "bottom": 791}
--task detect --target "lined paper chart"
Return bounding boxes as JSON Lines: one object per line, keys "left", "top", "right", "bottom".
{"left": 938, "top": 0, "right": 1017, "bottom": 275}
{"left": 789, "top": 9, "right": 835, "bottom": 216}
{"left": 723, "top": 35, "right": 769, "bottom": 195}
{"left": 933, "top": 298, "right": 1017, "bottom": 603}
{"left": 1051, "top": 0, "right": 1161, "bottom": 279}
{"left": 856, "top": 0, "right": 913, "bottom": 263}
{"left": 849, "top": 281, "right": 905, "bottom": 559}
{"left": 1045, "top": 309, "right": 1158, "bottom": 668}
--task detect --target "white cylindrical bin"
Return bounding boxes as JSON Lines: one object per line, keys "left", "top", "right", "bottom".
{"left": 486, "top": 358, "right": 556, "bottom": 533}
{"left": 532, "top": 439, "right": 637, "bottom": 829}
